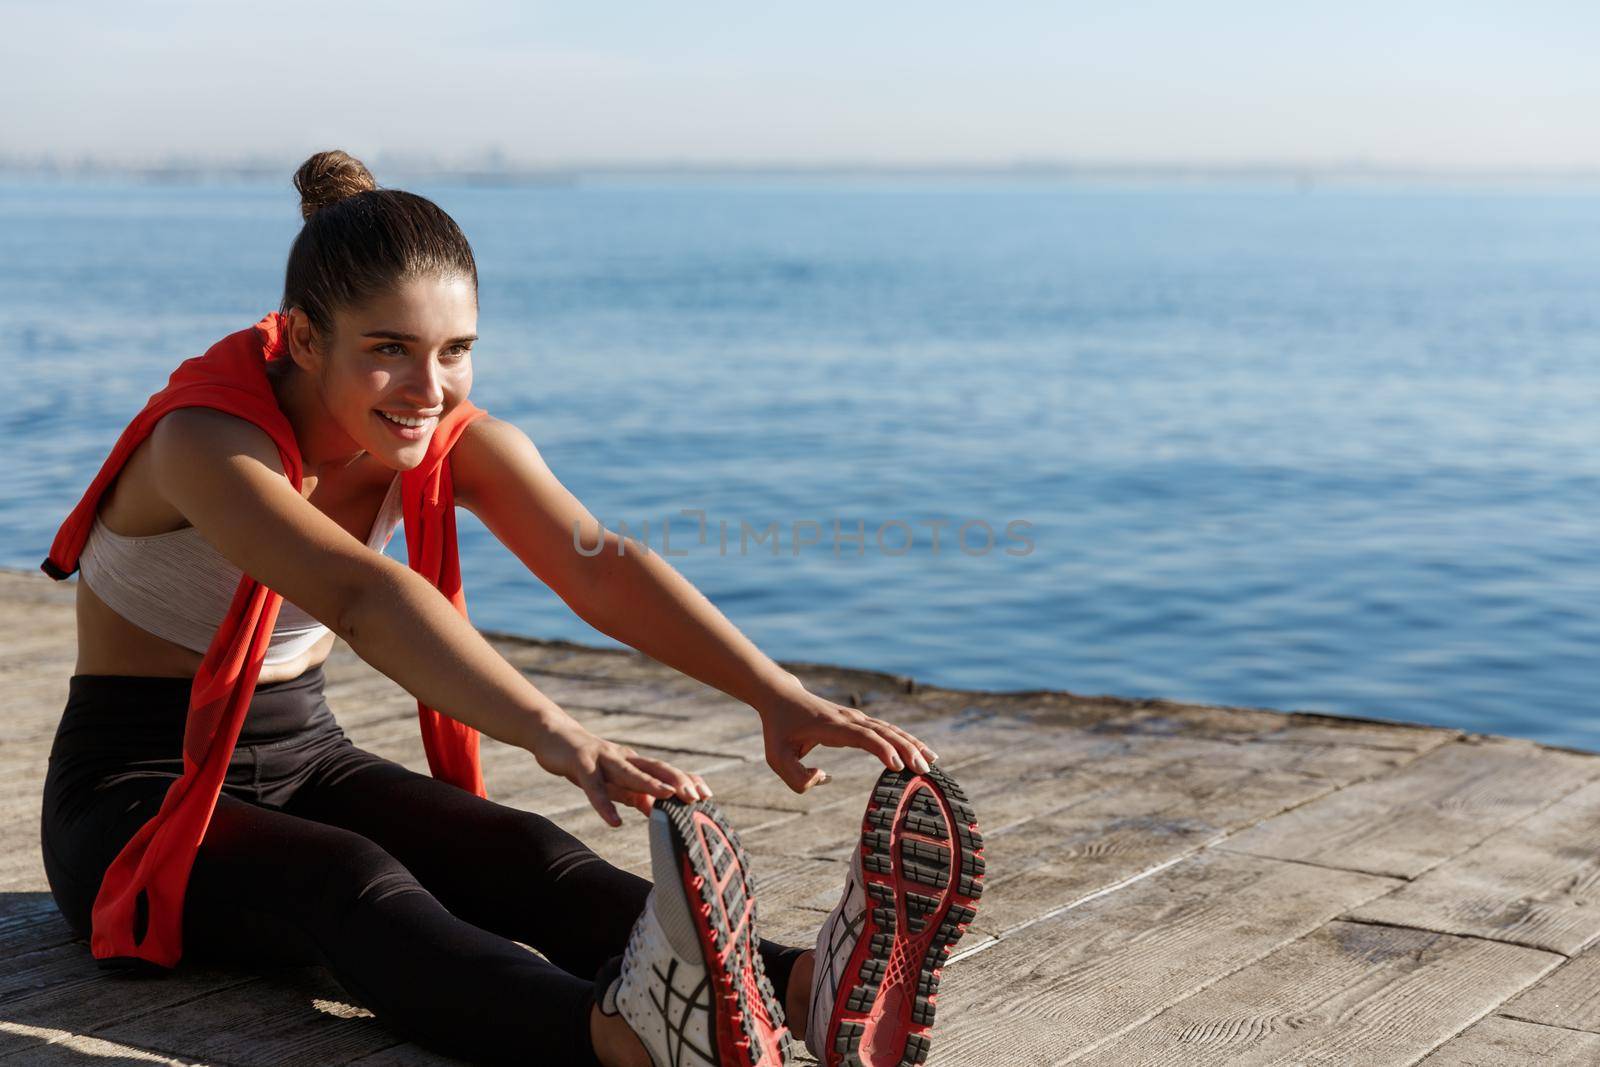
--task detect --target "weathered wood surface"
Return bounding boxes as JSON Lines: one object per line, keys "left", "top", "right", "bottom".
{"left": 1, "top": 566, "right": 1598, "bottom": 1065}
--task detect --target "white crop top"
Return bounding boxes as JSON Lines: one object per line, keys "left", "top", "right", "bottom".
{"left": 79, "top": 473, "right": 404, "bottom": 665}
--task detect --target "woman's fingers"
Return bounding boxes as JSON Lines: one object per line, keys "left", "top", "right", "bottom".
{"left": 825, "top": 704, "right": 936, "bottom": 772}
{"left": 868, "top": 717, "right": 935, "bottom": 772}
{"left": 580, "top": 771, "right": 622, "bottom": 828}
{"left": 571, "top": 703, "right": 935, "bottom": 818}
{"left": 612, "top": 787, "right": 655, "bottom": 817}
{"left": 858, "top": 717, "right": 920, "bottom": 772}
{"left": 810, "top": 709, "right": 938, "bottom": 774}
{"left": 630, "top": 754, "right": 706, "bottom": 802}
{"left": 584, "top": 767, "right": 668, "bottom": 824}
{"left": 829, "top": 721, "right": 904, "bottom": 772}
{"left": 767, "top": 744, "right": 827, "bottom": 793}
{"left": 604, "top": 755, "right": 677, "bottom": 800}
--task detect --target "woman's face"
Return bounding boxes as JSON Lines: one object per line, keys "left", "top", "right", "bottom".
{"left": 295, "top": 273, "right": 478, "bottom": 471}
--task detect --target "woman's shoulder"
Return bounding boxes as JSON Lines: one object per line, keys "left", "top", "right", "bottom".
{"left": 150, "top": 406, "right": 296, "bottom": 482}
{"left": 95, "top": 408, "right": 286, "bottom": 538}
{"left": 96, "top": 410, "right": 256, "bottom": 538}
{"left": 152, "top": 405, "right": 279, "bottom": 452}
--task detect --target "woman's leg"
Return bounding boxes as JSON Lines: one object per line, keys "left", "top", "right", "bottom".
{"left": 281, "top": 744, "right": 811, "bottom": 1006}
{"left": 178, "top": 788, "right": 608, "bottom": 1067}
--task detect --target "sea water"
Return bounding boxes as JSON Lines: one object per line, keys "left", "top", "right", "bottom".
{"left": 2, "top": 177, "right": 1596, "bottom": 749}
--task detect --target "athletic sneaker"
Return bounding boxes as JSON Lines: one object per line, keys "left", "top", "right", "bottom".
{"left": 599, "top": 797, "right": 793, "bottom": 1067}
{"left": 806, "top": 765, "right": 985, "bottom": 1067}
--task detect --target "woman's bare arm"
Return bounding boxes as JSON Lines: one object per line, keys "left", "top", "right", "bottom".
{"left": 148, "top": 407, "right": 707, "bottom": 823}
{"left": 452, "top": 416, "right": 940, "bottom": 792}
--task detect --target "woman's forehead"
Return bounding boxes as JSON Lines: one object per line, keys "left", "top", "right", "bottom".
{"left": 339, "top": 275, "right": 477, "bottom": 339}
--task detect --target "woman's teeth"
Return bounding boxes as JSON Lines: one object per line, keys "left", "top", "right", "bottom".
{"left": 379, "top": 411, "right": 433, "bottom": 427}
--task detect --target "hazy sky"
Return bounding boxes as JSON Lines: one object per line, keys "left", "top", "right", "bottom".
{"left": 5, "top": 1, "right": 1597, "bottom": 169}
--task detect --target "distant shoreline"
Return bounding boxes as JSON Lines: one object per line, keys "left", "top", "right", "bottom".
{"left": 5, "top": 158, "right": 1600, "bottom": 192}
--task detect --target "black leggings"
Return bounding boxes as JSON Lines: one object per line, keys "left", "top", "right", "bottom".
{"left": 39, "top": 666, "right": 807, "bottom": 1067}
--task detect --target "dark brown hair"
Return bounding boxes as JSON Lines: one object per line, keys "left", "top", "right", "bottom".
{"left": 281, "top": 149, "right": 478, "bottom": 341}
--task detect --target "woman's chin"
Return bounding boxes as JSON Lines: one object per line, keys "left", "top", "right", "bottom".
{"left": 374, "top": 442, "right": 428, "bottom": 470}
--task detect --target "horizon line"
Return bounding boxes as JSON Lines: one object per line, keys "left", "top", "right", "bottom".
{"left": 5, "top": 154, "right": 1600, "bottom": 188}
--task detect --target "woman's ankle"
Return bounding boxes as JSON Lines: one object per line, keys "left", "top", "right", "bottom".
{"left": 785, "top": 949, "right": 817, "bottom": 1037}
{"left": 589, "top": 1002, "right": 651, "bottom": 1067}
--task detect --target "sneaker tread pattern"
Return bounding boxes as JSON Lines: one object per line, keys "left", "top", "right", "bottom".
{"left": 827, "top": 765, "right": 986, "bottom": 1067}
{"left": 657, "top": 797, "right": 794, "bottom": 1067}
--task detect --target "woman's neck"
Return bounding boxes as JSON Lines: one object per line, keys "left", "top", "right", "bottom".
{"left": 266, "top": 359, "right": 370, "bottom": 480}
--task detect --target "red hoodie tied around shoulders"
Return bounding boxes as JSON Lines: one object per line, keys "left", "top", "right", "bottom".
{"left": 40, "top": 311, "right": 489, "bottom": 970}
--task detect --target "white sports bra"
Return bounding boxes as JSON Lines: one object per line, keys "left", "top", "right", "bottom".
{"left": 79, "top": 473, "right": 404, "bottom": 665}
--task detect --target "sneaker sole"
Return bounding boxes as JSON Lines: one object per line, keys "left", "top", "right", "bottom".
{"left": 826, "top": 765, "right": 986, "bottom": 1067}
{"left": 655, "top": 797, "right": 793, "bottom": 1067}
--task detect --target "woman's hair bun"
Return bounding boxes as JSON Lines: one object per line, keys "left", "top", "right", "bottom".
{"left": 293, "top": 150, "right": 378, "bottom": 222}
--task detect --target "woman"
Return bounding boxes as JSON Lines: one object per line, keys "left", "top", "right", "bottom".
{"left": 39, "top": 150, "right": 983, "bottom": 1067}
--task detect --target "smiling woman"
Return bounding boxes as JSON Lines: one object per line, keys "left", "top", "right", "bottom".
{"left": 267, "top": 274, "right": 478, "bottom": 464}
{"left": 38, "top": 149, "right": 978, "bottom": 1067}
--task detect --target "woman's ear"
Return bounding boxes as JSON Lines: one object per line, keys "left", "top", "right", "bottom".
{"left": 284, "top": 307, "right": 327, "bottom": 375}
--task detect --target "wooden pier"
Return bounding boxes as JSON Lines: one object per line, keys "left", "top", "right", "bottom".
{"left": 1, "top": 566, "right": 1598, "bottom": 1065}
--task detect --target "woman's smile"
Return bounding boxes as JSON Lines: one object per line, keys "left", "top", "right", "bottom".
{"left": 374, "top": 408, "right": 439, "bottom": 441}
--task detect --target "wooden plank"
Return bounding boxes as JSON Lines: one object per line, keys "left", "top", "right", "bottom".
{"left": 0, "top": 941, "right": 259, "bottom": 1058}
{"left": 0, "top": 608, "right": 69, "bottom": 638}
{"left": 736, "top": 727, "right": 1418, "bottom": 936}
{"left": 1219, "top": 719, "right": 1459, "bottom": 783}
{"left": 341, "top": 1040, "right": 467, "bottom": 1066}
{"left": 0, "top": 571, "right": 76, "bottom": 605}
{"left": 0, "top": 746, "right": 53, "bottom": 793}
{"left": 93, "top": 967, "right": 401, "bottom": 1066}
{"left": 1349, "top": 780, "right": 1600, "bottom": 955}
{"left": 5, "top": 565, "right": 1598, "bottom": 1066}
{"left": 487, "top": 642, "right": 674, "bottom": 685}
{"left": 0, "top": 652, "right": 76, "bottom": 687}
{"left": 745, "top": 760, "right": 1346, "bottom": 939}
{"left": 1249, "top": 716, "right": 1458, "bottom": 754}
{"left": 3, "top": 671, "right": 73, "bottom": 705}
{"left": 0, "top": 794, "right": 49, "bottom": 892}
{"left": 1075, "top": 921, "right": 1559, "bottom": 1065}
{"left": 322, "top": 674, "right": 416, "bottom": 727}
{"left": 1422, "top": 1015, "right": 1600, "bottom": 1066}
{"left": 0, "top": 633, "right": 78, "bottom": 665}
{"left": 737, "top": 710, "right": 1439, "bottom": 857}
{"left": 0, "top": 677, "right": 73, "bottom": 745}
{"left": 1498, "top": 947, "right": 1600, "bottom": 1034}
{"left": 614, "top": 686, "right": 766, "bottom": 722}
{"left": 0, "top": 897, "right": 79, "bottom": 961}
{"left": 0, "top": 1023, "right": 201, "bottom": 1063}
{"left": 13, "top": 602, "right": 71, "bottom": 623}
{"left": 962, "top": 765, "right": 1343, "bottom": 935}
{"left": 929, "top": 851, "right": 1397, "bottom": 1066}
{"left": 599, "top": 716, "right": 767, "bottom": 760}
{"left": 509, "top": 669, "right": 686, "bottom": 715}
{"left": 1219, "top": 738, "right": 1600, "bottom": 878}
{"left": 910, "top": 685, "right": 1442, "bottom": 755}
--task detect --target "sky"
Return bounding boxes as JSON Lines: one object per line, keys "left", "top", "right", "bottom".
{"left": 3, "top": 1, "right": 1598, "bottom": 171}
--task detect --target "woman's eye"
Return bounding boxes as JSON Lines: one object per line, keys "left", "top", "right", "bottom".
{"left": 375, "top": 343, "right": 469, "bottom": 359}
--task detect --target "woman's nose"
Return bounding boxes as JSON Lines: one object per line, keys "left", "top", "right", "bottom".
{"left": 407, "top": 356, "right": 446, "bottom": 407}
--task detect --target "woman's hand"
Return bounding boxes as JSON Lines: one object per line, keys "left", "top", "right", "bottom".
{"left": 531, "top": 719, "right": 712, "bottom": 827}
{"left": 757, "top": 679, "right": 940, "bottom": 793}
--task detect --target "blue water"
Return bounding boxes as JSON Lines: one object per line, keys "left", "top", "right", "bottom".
{"left": 3, "top": 178, "right": 1598, "bottom": 750}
